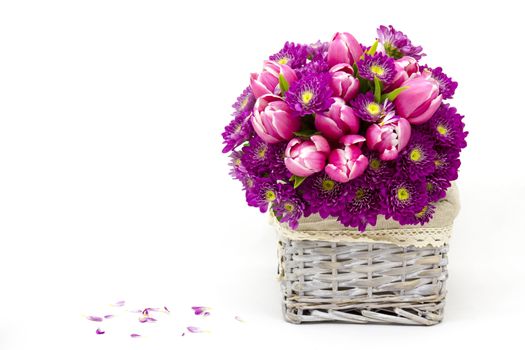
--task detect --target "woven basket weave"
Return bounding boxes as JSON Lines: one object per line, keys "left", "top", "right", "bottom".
{"left": 273, "top": 184, "right": 459, "bottom": 325}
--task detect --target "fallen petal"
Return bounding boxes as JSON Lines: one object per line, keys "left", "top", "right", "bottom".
{"left": 110, "top": 300, "right": 125, "bottom": 307}
{"left": 163, "top": 306, "right": 170, "bottom": 313}
{"left": 192, "top": 306, "right": 211, "bottom": 316}
{"left": 130, "top": 333, "right": 141, "bottom": 338}
{"left": 139, "top": 316, "right": 157, "bottom": 323}
{"left": 86, "top": 316, "right": 103, "bottom": 322}
{"left": 186, "top": 326, "right": 210, "bottom": 333}
{"left": 96, "top": 328, "right": 105, "bottom": 335}
{"left": 103, "top": 315, "right": 114, "bottom": 319}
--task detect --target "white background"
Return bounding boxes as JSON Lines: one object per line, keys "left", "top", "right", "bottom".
{"left": 1, "top": 0, "right": 524, "bottom": 349}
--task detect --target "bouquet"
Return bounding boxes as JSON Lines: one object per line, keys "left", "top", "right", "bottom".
{"left": 222, "top": 26, "right": 467, "bottom": 231}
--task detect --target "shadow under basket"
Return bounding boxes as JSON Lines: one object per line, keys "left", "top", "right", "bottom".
{"left": 273, "top": 184, "right": 459, "bottom": 326}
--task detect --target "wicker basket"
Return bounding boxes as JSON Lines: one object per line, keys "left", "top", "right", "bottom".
{"left": 273, "top": 184, "right": 459, "bottom": 325}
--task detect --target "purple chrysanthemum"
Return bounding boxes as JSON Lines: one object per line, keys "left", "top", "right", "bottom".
{"left": 240, "top": 136, "right": 271, "bottom": 176}
{"left": 221, "top": 111, "right": 253, "bottom": 153}
{"left": 246, "top": 179, "right": 293, "bottom": 213}
{"left": 267, "top": 142, "right": 290, "bottom": 178}
{"left": 361, "top": 149, "right": 396, "bottom": 184}
{"left": 413, "top": 203, "right": 436, "bottom": 225}
{"left": 397, "top": 131, "right": 436, "bottom": 180}
{"left": 426, "top": 104, "right": 468, "bottom": 149}
{"left": 433, "top": 147, "right": 461, "bottom": 182}
{"left": 425, "top": 174, "right": 451, "bottom": 203}
{"left": 357, "top": 53, "right": 396, "bottom": 84}
{"left": 338, "top": 180, "right": 382, "bottom": 231}
{"left": 269, "top": 42, "right": 309, "bottom": 69}
{"left": 422, "top": 66, "right": 458, "bottom": 99}
{"left": 301, "top": 172, "right": 345, "bottom": 219}
{"left": 273, "top": 195, "right": 305, "bottom": 229}
{"left": 351, "top": 92, "right": 395, "bottom": 123}
{"left": 307, "top": 41, "right": 329, "bottom": 60}
{"left": 296, "top": 57, "right": 330, "bottom": 77}
{"left": 232, "top": 86, "right": 255, "bottom": 117}
{"left": 377, "top": 25, "right": 424, "bottom": 60}
{"left": 228, "top": 150, "right": 247, "bottom": 181}
{"left": 384, "top": 179, "right": 427, "bottom": 224}
{"left": 285, "top": 72, "right": 333, "bottom": 115}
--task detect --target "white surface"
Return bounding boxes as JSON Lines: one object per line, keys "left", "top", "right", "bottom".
{"left": 1, "top": 1, "right": 524, "bottom": 349}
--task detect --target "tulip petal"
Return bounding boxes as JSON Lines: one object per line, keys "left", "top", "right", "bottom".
{"left": 310, "top": 135, "right": 331, "bottom": 155}
{"left": 327, "top": 38, "right": 349, "bottom": 67}
{"left": 302, "top": 152, "right": 327, "bottom": 172}
{"left": 325, "top": 164, "right": 350, "bottom": 183}
{"left": 409, "top": 95, "right": 442, "bottom": 125}
{"left": 285, "top": 158, "right": 314, "bottom": 177}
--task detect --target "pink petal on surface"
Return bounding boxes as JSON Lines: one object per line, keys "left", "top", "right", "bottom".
{"left": 163, "top": 306, "right": 170, "bottom": 313}
{"left": 110, "top": 300, "right": 125, "bottom": 307}
{"left": 187, "top": 326, "right": 210, "bottom": 333}
{"left": 130, "top": 333, "right": 141, "bottom": 338}
{"left": 96, "top": 328, "right": 105, "bottom": 335}
{"left": 139, "top": 316, "right": 157, "bottom": 323}
{"left": 192, "top": 306, "right": 211, "bottom": 316}
{"left": 103, "top": 315, "right": 114, "bottom": 319}
{"left": 86, "top": 316, "right": 103, "bottom": 322}
{"left": 128, "top": 309, "right": 143, "bottom": 313}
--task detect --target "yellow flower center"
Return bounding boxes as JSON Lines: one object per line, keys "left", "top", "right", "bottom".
{"left": 416, "top": 206, "right": 428, "bottom": 218}
{"left": 435, "top": 159, "right": 443, "bottom": 167}
{"left": 246, "top": 178, "right": 254, "bottom": 188}
{"left": 370, "top": 158, "right": 381, "bottom": 170}
{"left": 437, "top": 125, "right": 448, "bottom": 135}
{"left": 322, "top": 179, "right": 335, "bottom": 191}
{"left": 284, "top": 203, "right": 294, "bottom": 212}
{"left": 397, "top": 187, "right": 410, "bottom": 201}
{"left": 234, "top": 159, "right": 241, "bottom": 166}
{"left": 410, "top": 148, "right": 422, "bottom": 162}
{"left": 366, "top": 102, "right": 381, "bottom": 116}
{"left": 355, "top": 188, "right": 365, "bottom": 200}
{"left": 301, "top": 90, "right": 314, "bottom": 105}
{"left": 370, "top": 64, "right": 385, "bottom": 76}
{"left": 426, "top": 182, "right": 434, "bottom": 192}
{"left": 257, "top": 146, "right": 267, "bottom": 159}
{"left": 265, "top": 190, "right": 276, "bottom": 202}
{"left": 278, "top": 57, "right": 289, "bottom": 65}
{"left": 240, "top": 97, "right": 249, "bottom": 109}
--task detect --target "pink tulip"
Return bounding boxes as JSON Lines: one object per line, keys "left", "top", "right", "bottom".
{"left": 329, "top": 64, "right": 360, "bottom": 101}
{"left": 387, "top": 56, "right": 419, "bottom": 91}
{"left": 325, "top": 135, "right": 368, "bottom": 183}
{"left": 315, "top": 98, "right": 360, "bottom": 141}
{"left": 366, "top": 117, "right": 411, "bottom": 161}
{"left": 252, "top": 94, "right": 300, "bottom": 143}
{"left": 394, "top": 70, "right": 442, "bottom": 124}
{"left": 327, "top": 32, "right": 364, "bottom": 68}
{"left": 250, "top": 61, "right": 298, "bottom": 98}
{"left": 284, "top": 135, "right": 330, "bottom": 177}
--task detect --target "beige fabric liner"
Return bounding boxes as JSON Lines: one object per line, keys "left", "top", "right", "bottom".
{"left": 272, "top": 183, "right": 460, "bottom": 248}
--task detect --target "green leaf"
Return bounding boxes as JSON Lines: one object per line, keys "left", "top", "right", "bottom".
{"left": 381, "top": 86, "right": 409, "bottom": 102}
{"left": 293, "top": 129, "right": 318, "bottom": 138}
{"left": 366, "top": 40, "right": 379, "bottom": 56}
{"left": 290, "top": 175, "right": 306, "bottom": 189}
{"left": 279, "top": 74, "right": 289, "bottom": 94}
{"left": 373, "top": 76, "right": 382, "bottom": 103}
